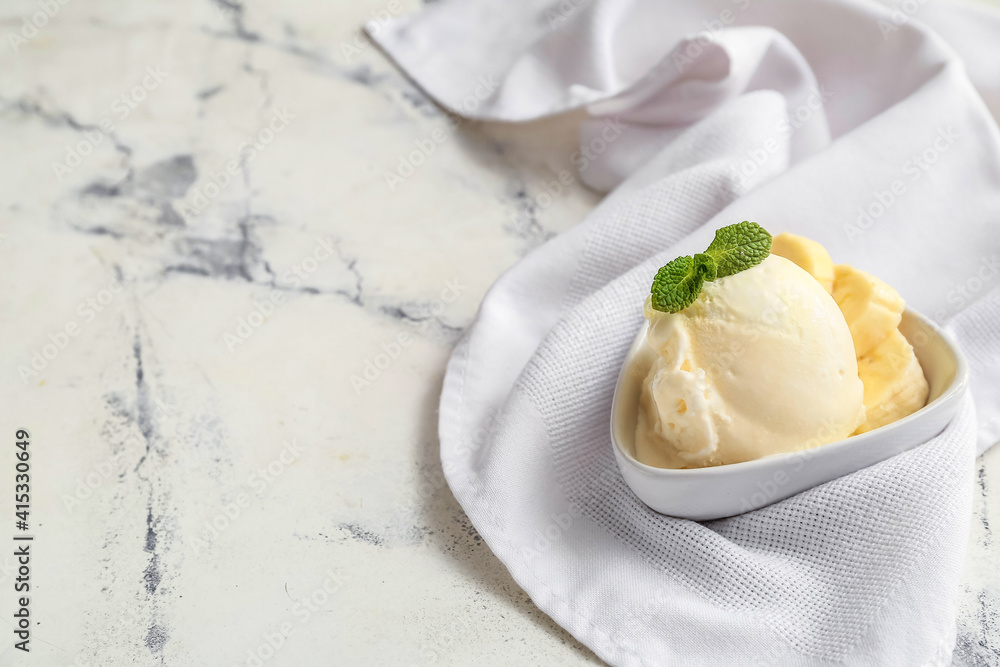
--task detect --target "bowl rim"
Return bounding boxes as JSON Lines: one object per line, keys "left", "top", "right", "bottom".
{"left": 610, "top": 307, "right": 969, "bottom": 478}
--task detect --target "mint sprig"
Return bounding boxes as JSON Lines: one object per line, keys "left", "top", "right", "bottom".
{"left": 649, "top": 221, "right": 771, "bottom": 313}
{"left": 650, "top": 256, "right": 702, "bottom": 314}
{"left": 704, "top": 221, "right": 772, "bottom": 277}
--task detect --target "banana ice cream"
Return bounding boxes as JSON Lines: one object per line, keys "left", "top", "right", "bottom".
{"left": 774, "top": 234, "right": 930, "bottom": 435}
{"left": 634, "top": 225, "right": 929, "bottom": 469}
{"left": 636, "top": 254, "right": 866, "bottom": 468}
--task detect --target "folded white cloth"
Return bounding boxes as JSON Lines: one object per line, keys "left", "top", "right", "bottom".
{"left": 371, "top": 1, "right": 1000, "bottom": 664}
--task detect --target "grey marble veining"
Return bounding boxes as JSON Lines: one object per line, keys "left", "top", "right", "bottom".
{"left": 0, "top": 1, "right": 994, "bottom": 665}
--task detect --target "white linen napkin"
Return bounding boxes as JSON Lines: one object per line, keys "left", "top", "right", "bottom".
{"left": 370, "top": 0, "right": 1000, "bottom": 664}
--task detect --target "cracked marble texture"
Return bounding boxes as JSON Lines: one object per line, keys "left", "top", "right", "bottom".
{"left": 0, "top": 0, "right": 995, "bottom": 666}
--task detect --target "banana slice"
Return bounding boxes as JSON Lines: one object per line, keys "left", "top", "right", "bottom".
{"left": 770, "top": 232, "right": 836, "bottom": 294}
{"left": 832, "top": 264, "right": 905, "bottom": 357}
{"left": 853, "top": 328, "right": 929, "bottom": 434}
{"left": 775, "top": 236, "right": 927, "bottom": 434}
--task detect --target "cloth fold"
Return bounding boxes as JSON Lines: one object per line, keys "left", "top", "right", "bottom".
{"left": 372, "top": 0, "right": 1000, "bottom": 664}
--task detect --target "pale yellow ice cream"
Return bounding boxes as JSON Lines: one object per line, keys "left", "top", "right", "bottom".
{"left": 770, "top": 233, "right": 836, "bottom": 294}
{"left": 635, "top": 254, "right": 866, "bottom": 468}
{"left": 771, "top": 234, "right": 929, "bottom": 435}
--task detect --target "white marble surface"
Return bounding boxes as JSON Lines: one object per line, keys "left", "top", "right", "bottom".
{"left": 0, "top": 1, "right": 996, "bottom": 665}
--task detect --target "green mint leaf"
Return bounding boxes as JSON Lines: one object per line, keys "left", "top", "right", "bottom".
{"left": 650, "top": 255, "right": 704, "bottom": 313}
{"left": 693, "top": 253, "right": 716, "bottom": 282}
{"left": 648, "top": 222, "right": 772, "bottom": 314}
{"left": 704, "top": 220, "right": 772, "bottom": 278}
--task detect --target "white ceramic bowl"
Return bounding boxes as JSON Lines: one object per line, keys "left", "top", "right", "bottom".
{"left": 610, "top": 308, "right": 969, "bottom": 521}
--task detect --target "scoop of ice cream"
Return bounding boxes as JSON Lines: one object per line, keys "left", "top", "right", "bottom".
{"left": 635, "top": 254, "right": 866, "bottom": 468}
{"left": 772, "top": 236, "right": 930, "bottom": 433}
{"left": 770, "top": 232, "right": 836, "bottom": 294}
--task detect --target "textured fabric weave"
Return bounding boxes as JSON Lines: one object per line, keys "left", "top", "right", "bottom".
{"left": 374, "top": 0, "right": 1000, "bottom": 664}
